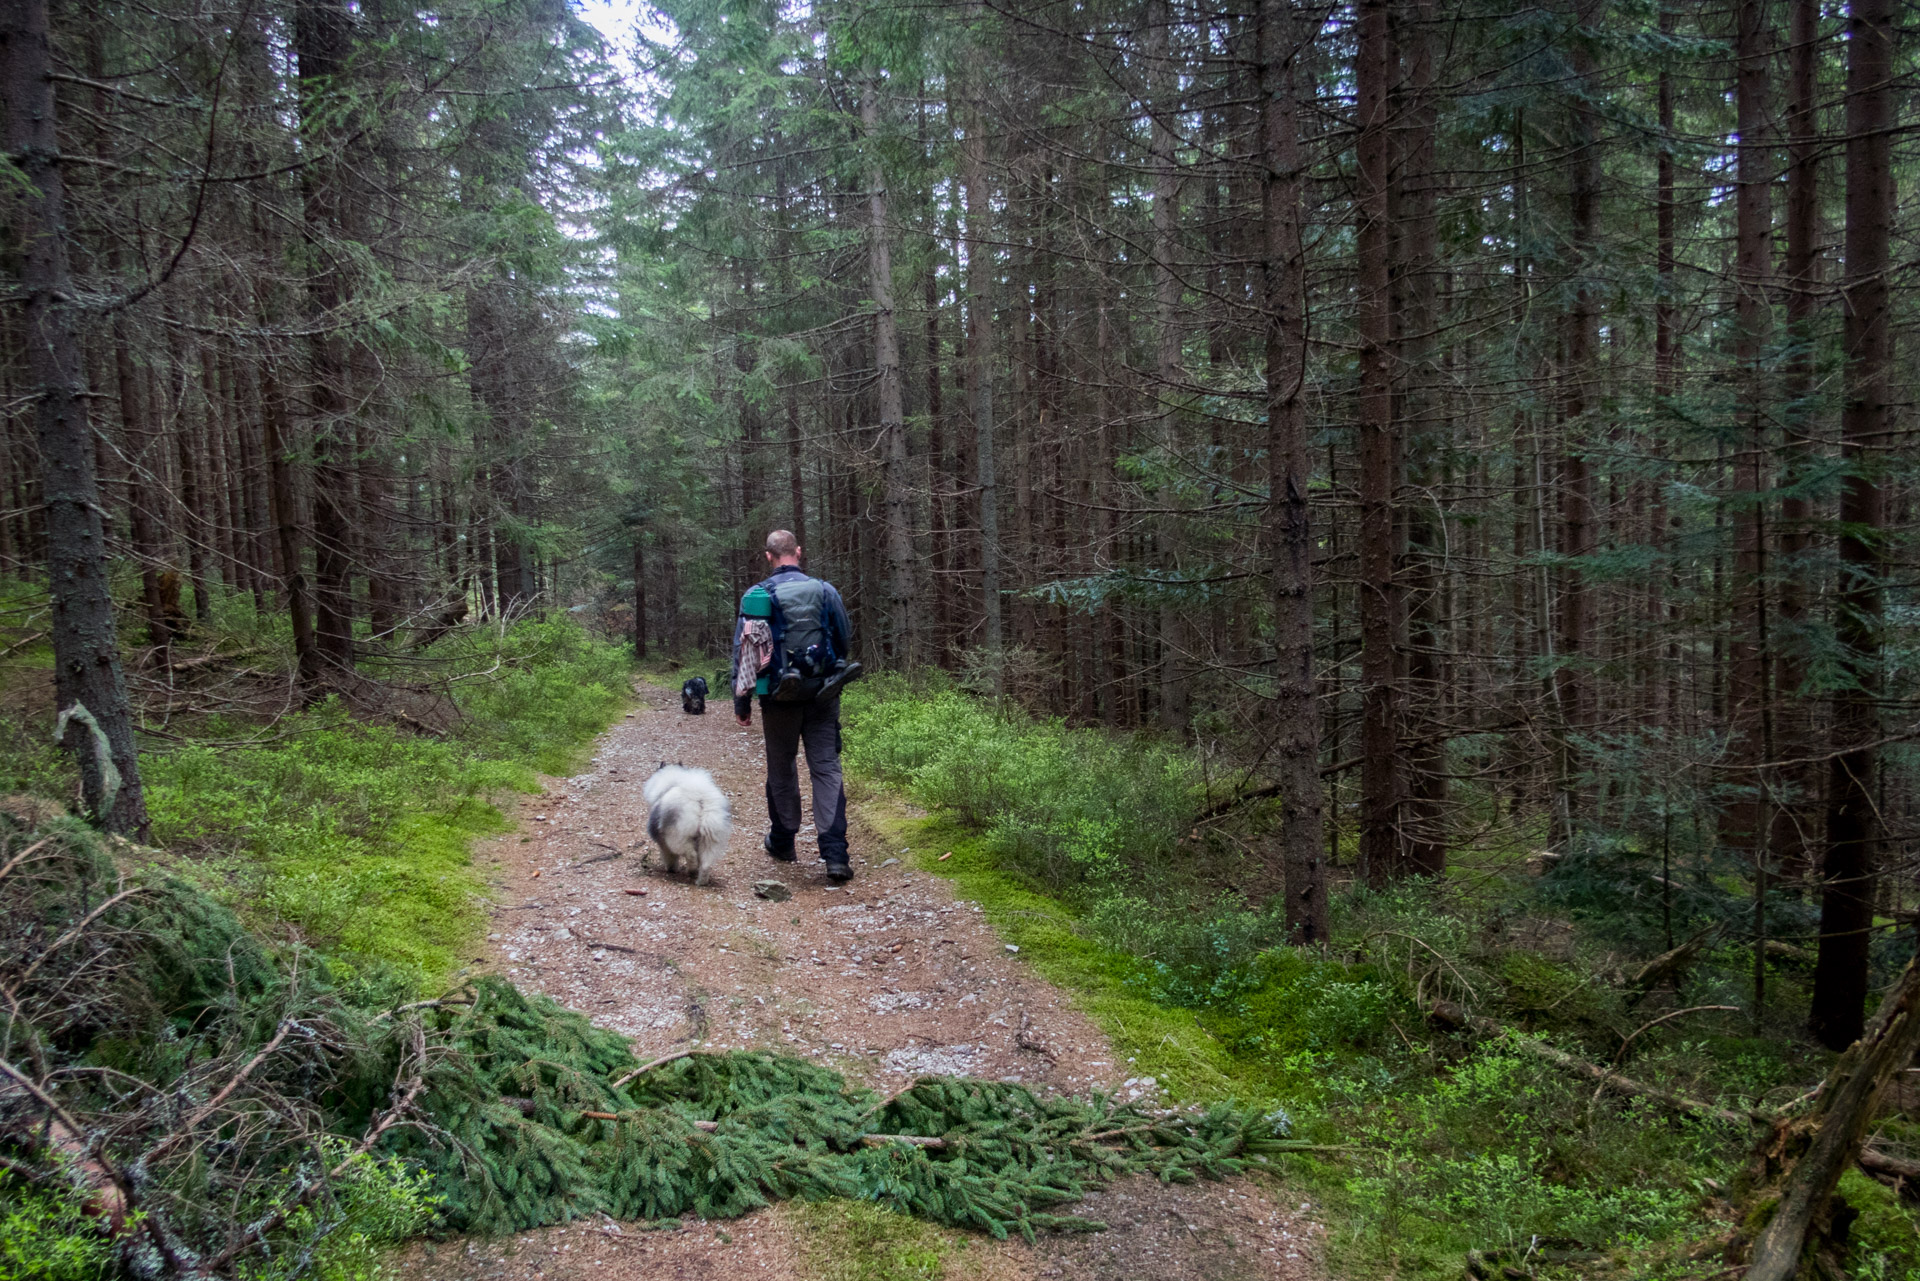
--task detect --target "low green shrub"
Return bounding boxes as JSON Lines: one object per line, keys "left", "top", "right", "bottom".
{"left": 844, "top": 677, "right": 1194, "bottom": 891}
{"left": 0, "top": 1175, "right": 116, "bottom": 1281}
{"left": 845, "top": 683, "right": 1881, "bottom": 1279}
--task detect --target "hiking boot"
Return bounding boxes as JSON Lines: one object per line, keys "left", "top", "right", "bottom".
{"left": 771, "top": 670, "right": 804, "bottom": 702}
{"left": 823, "top": 855, "right": 853, "bottom": 883}
{"left": 762, "top": 832, "right": 796, "bottom": 863}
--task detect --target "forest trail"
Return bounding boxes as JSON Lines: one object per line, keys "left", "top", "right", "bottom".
{"left": 401, "top": 681, "right": 1328, "bottom": 1281}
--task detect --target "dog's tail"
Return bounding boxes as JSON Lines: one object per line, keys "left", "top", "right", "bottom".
{"left": 692, "top": 794, "right": 732, "bottom": 861}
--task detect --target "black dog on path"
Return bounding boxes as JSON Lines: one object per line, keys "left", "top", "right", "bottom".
{"left": 681, "top": 676, "right": 708, "bottom": 715}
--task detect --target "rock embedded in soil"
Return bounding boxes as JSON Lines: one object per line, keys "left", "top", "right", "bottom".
{"left": 753, "top": 879, "right": 793, "bottom": 902}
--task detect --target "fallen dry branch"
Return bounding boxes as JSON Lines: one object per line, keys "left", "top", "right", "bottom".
{"left": 609, "top": 1047, "right": 698, "bottom": 1091}
{"left": 1625, "top": 925, "right": 1721, "bottom": 1008}
{"left": 1425, "top": 999, "right": 1766, "bottom": 1128}
{"left": 1739, "top": 958, "right": 1920, "bottom": 1281}
{"left": 1859, "top": 1145, "right": 1920, "bottom": 1185}
{"left": 1614, "top": 1005, "right": 1741, "bottom": 1065}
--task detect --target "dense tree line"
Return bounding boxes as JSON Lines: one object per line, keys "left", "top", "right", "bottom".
{"left": 0, "top": 0, "right": 613, "bottom": 829}
{"left": 599, "top": 0, "right": 1914, "bottom": 1047}
{"left": 3, "top": 0, "right": 1914, "bottom": 1047}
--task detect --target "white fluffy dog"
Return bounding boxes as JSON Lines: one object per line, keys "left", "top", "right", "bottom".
{"left": 642, "top": 764, "right": 731, "bottom": 886}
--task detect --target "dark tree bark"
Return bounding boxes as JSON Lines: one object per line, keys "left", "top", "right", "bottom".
{"left": 863, "top": 76, "right": 913, "bottom": 667}
{"left": 1772, "top": 0, "right": 1821, "bottom": 881}
{"left": 962, "top": 96, "right": 1001, "bottom": 681}
{"left": 1553, "top": 5, "right": 1601, "bottom": 838}
{"left": 294, "top": 0, "right": 359, "bottom": 676}
{"left": 1261, "top": 0, "right": 1326, "bottom": 942}
{"left": 1146, "top": 0, "right": 1190, "bottom": 735}
{"left": 1399, "top": 0, "right": 1447, "bottom": 878}
{"left": 632, "top": 533, "right": 647, "bottom": 659}
{"left": 1723, "top": 0, "right": 1773, "bottom": 875}
{"left": 1355, "top": 0, "right": 1404, "bottom": 884}
{"left": 261, "top": 355, "right": 321, "bottom": 691}
{"left": 1, "top": 0, "right": 148, "bottom": 834}
{"left": 1811, "top": 0, "right": 1893, "bottom": 1052}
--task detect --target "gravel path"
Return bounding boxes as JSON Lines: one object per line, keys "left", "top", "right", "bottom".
{"left": 400, "top": 682, "right": 1329, "bottom": 1281}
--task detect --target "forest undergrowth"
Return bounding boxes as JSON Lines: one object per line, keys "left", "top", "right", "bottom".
{"left": 0, "top": 609, "right": 1293, "bottom": 1281}
{"left": 840, "top": 674, "right": 1920, "bottom": 1280}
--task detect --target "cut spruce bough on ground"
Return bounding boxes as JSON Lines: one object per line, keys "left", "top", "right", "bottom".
{"left": 0, "top": 817, "right": 1310, "bottom": 1277}
{"left": 398, "top": 977, "right": 1311, "bottom": 1240}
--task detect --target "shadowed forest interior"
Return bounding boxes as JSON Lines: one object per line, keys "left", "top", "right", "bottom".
{"left": 5, "top": 0, "right": 1920, "bottom": 1276}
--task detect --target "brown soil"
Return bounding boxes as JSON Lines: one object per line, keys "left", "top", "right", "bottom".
{"left": 399, "top": 682, "right": 1328, "bottom": 1281}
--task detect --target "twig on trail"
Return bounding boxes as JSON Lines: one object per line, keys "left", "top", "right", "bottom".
{"left": 610, "top": 1048, "right": 698, "bottom": 1090}
{"left": 579, "top": 938, "right": 635, "bottom": 954}
{"left": 574, "top": 846, "right": 623, "bottom": 867}
{"left": 1614, "top": 1006, "right": 1740, "bottom": 1065}
{"left": 496, "top": 902, "right": 544, "bottom": 912}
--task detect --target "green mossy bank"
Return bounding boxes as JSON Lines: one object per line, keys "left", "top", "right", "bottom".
{"left": 142, "top": 622, "right": 633, "bottom": 994}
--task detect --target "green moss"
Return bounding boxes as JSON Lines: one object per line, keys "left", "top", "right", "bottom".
{"left": 1838, "top": 1169, "right": 1920, "bottom": 1279}
{"left": 138, "top": 620, "right": 632, "bottom": 994}
{"left": 788, "top": 1199, "right": 967, "bottom": 1281}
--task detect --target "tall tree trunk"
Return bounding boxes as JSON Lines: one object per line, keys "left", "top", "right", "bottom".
{"left": 962, "top": 99, "right": 1001, "bottom": 684}
{"left": 1146, "top": 0, "right": 1190, "bottom": 734}
{"left": 1553, "top": 8, "right": 1601, "bottom": 837}
{"left": 1773, "top": 0, "right": 1820, "bottom": 882}
{"left": 1355, "top": 0, "right": 1404, "bottom": 884}
{"left": 632, "top": 533, "right": 647, "bottom": 659}
{"left": 1723, "top": 0, "right": 1774, "bottom": 880}
{"left": 863, "top": 77, "right": 913, "bottom": 666}
{"left": 1811, "top": 0, "right": 1893, "bottom": 1052}
{"left": 295, "top": 0, "right": 358, "bottom": 676}
{"left": 1400, "top": 0, "right": 1447, "bottom": 878}
{"left": 925, "top": 243, "right": 950, "bottom": 665}
{"left": 1, "top": 0, "right": 148, "bottom": 834}
{"left": 1650, "top": 6, "right": 1676, "bottom": 736}
{"left": 1261, "top": 0, "right": 1326, "bottom": 942}
{"left": 261, "top": 355, "right": 321, "bottom": 690}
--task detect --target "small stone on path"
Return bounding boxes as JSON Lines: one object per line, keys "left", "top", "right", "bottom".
{"left": 752, "top": 879, "right": 793, "bottom": 902}
{"left": 879, "top": 858, "right": 899, "bottom": 868}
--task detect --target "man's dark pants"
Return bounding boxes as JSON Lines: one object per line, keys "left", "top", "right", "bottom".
{"left": 762, "top": 695, "right": 847, "bottom": 863}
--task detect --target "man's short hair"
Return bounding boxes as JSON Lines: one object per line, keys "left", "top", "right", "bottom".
{"left": 765, "top": 529, "right": 800, "bottom": 559}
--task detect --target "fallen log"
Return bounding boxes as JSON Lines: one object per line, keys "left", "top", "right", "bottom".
{"left": 1625, "top": 925, "right": 1721, "bottom": 1008}
{"left": 1737, "top": 957, "right": 1920, "bottom": 1281}
{"left": 1859, "top": 1145, "right": 1920, "bottom": 1185}
{"left": 1426, "top": 999, "right": 1763, "bottom": 1128}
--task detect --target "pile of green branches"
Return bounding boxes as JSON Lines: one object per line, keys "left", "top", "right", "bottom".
{"left": 1, "top": 816, "right": 1294, "bottom": 1277}
{"left": 405, "top": 977, "right": 1297, "bottom": 1240}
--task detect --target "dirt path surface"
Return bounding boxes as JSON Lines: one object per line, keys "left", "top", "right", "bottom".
{"left": 402, "top": 684, "right": 1328, "bottom": 1281}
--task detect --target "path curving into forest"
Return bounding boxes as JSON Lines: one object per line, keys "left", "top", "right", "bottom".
{"left": 401, "top": 683, "right": 1327, "bottom": 1281}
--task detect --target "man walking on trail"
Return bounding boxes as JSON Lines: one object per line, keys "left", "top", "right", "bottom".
{"left": 732, "top": 530, "right": 857, "bottom": 882}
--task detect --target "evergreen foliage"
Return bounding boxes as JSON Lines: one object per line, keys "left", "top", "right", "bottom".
{"left": 404, "top": 977, "right": 1293, "bottom": 1241}
{"left": 2, "top": 816, "right": 1293, "bottom": 1276}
